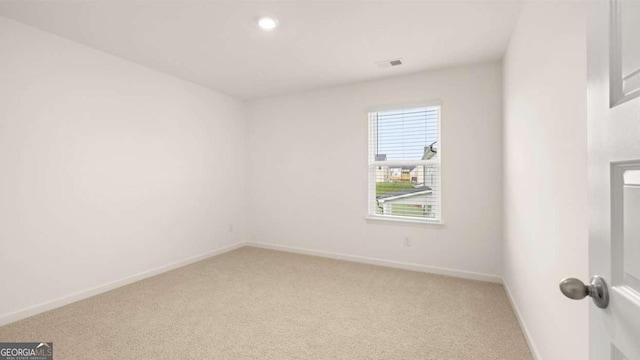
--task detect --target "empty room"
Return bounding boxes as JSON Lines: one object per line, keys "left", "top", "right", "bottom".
{"left": 1, "top": 1, "right": 639, "bottom": 359}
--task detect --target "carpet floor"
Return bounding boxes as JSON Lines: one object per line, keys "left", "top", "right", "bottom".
{"left": 0, "top": 247, "right": 532, "bottom": 359}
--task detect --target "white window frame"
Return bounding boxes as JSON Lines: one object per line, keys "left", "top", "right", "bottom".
{"left": 365, "top": 101, "right": 443, "bottom": 225}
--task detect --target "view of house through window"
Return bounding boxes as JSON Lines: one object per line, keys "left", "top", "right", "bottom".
{"left": 368, "top": 105, "right": 441, "bottom": 222}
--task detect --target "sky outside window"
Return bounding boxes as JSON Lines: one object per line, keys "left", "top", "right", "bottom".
{"left": 375, "top": 106, "right": 439, "bottom": 161}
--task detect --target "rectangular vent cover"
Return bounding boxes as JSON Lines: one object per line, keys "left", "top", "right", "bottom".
{"left": 376, "top": 59, "right": 403, "bottom": 68}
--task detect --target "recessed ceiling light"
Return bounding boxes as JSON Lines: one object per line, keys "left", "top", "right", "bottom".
{"left": 258, "top": 17, "right": 278, "bottom": 31}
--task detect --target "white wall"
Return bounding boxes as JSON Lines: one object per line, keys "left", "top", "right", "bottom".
{"left": 502, "top": 3, "right": 588, "bottom": 359}
{"left": 246, "top": 62, "right": 504, "bottom": 281}
{"left": 0, "top": 16, "right": 246, "bottom": 323}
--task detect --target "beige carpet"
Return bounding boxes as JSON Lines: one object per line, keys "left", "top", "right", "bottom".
{"left": 0, "top": 247, "right": 532, "bottom": 359}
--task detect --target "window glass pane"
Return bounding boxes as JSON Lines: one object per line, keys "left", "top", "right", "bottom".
{"left": 374, "top": 106, "right": 439, "bottom": 162}
{"left": 373, "top": 165, "right": 440, "bottom": 219}
{"left": 368, "top": 105, "right": 441, "bottom": 222}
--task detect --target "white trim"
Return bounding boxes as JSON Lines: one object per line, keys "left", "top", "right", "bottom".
{"left": 364, "top": 215, "right": 443, "bottom": 226}
{"left": 247, "top": 241, "right": 500, "bottom": 283}
{"left": 0, "top": 241, "right": 246, "bottom": 326}
{"left": 366, "top": 100, "right": 442, "bottom": 113}
{"left": 369, "top": 160, "right": 440, "bottom": 167}
{"left": 609, "top": 0, "right": 640, "bottom": 107}
{"left": 611, "top": 161, "right": 640, "bottom": 291}
{"left": 503, "top": 279, "right": 542, "bottom": 360}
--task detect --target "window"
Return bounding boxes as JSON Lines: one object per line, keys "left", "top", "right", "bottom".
{"left": 367, "top": 104, "right": 441, "bottom": 223}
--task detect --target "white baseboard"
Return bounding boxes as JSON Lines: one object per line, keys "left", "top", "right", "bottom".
{"left": 0, "top": 241, "right": 246, "bottom": 327}
{"left": 247, "top": 241, "right": 502, "bottom": 283}
{"left": 503, "top": 280, "right": 541, "bottom": 360}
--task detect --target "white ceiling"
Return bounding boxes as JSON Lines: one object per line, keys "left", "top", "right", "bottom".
{"left": 0, "top": 1, "right": 523, "bottom": 100}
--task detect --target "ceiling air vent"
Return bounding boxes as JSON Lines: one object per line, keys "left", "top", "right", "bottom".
{"left": 376, "top": 58, "right": 403, "bottom": 68}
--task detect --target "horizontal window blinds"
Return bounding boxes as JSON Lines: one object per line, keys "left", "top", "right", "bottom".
{"left": 368, "top": 106, "right": 441, "bottom": 222}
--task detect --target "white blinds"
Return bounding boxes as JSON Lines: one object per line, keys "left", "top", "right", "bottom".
{"left": 368, "top": 106, "right": 441, "bottom": 222}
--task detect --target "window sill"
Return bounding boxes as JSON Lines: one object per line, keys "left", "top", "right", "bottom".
{"left": 364, "top": 215, "right": 443, "bottom": 227}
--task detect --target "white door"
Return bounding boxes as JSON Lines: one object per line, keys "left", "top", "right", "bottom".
{"left": 585, "top": 0, "right": 640, "bottom": 359}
